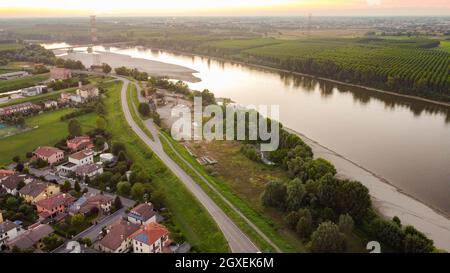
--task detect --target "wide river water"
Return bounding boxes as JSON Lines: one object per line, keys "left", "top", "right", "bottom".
{"left": 45, "top": 43, "right": 450, "bottom": 217}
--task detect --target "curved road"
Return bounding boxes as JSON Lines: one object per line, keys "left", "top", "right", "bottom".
{"left": 119, "top": 78, "right": 259, "bottom": 253}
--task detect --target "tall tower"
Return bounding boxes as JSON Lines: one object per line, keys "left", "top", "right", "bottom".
{"left": 90, "top": 15, "right": 98, "bottom": 44}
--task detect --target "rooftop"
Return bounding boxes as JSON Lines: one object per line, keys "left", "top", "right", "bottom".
{"left": 70, "top": 149, "right": 93, "bottom": 160}
{"left": 36, "top": 193, "right": 75, "bottom": 211}
{"left": 130, "top": 223, "right": 169, "bottom": 246}
{"left": 18, "top": 180, "right": 49, "bottom": 198}
{"left": 34, "top": 146, "right": 63, "bottom": 158}
{"left": 99, "top": 220, "right": 140, "bottom": 251}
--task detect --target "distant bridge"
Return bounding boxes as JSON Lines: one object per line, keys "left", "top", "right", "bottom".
{"left": 43, "top": 41, "right": 134, "bottom": 51}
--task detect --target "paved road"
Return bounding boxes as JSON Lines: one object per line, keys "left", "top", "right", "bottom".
{"left": 120, "top": 79, "right": 259, "bottom": 253}
{"left": 132, "top": 82, "right": 281, "bottom": 252}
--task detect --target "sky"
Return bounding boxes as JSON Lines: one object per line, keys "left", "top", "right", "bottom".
{"left": 0, "top": 0, "right": 449, "bottom": 17}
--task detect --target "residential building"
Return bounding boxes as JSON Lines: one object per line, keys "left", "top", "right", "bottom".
{"left": 50, "top": 67, "right": 72, "bottom": 80}
{"left": 0, "top": 71, "right": 29, "bottom": 80}
{"left": 128, "top": 202, "right": 157, "bottom": 225}
{"left": 60, "top": 92, "right": 82, "bottom": 103}
{"left": 75, "top": 163, "right": 103, "bottom": 179}
{"left": 18, "top": 180, "right": 60, "bottom": 204}
{"left": 7, "top": 224, "right": 53, "bottom": 250}
{"left": 67, "top": 136, "right": 94, "bottom": 152}
{"left": 36, "top": 193, "right": 76, "bottom": 219}
{"left": 0, "top": 211, "right": 3, "bottom": 224}
{"left": 44, "top": 100, "right": 58, "bottom": 109}
{"left": 69, "top": 149, "right": 94, "bottom": 166}
{"left": 69, "top": 193, "right": 113, "bottom": 215}
{"left": 21, "top": 85, "right": 46, "bottom": 97}
{"left": 0, "top": 169, "right": 15, "bottom": 182}
{"left": 130, "top": 223, "right": 171, "bottom": 253}
{"left": 33, "top": 146, "right": 64, "bottom": 165}
{"left": 76, "top": 83, "right": 99, "bottom": 99}
{"left": 98, "top": 220, "right": 140, "bottom": 253}
{"left": 0, "top": 220, "right": 23, "bottom": 247}
{"left": 0, "top": 174, "right": 33, "bottom": 195}
{"left": 0, "top": 102, "right": 41, "bottom": 116}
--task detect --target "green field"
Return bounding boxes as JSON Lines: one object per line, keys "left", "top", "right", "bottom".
{"left": 439, "top": 40, "right": 450, "bottom": 53}
{"left": 104, "top": 81, "right": 229, "bottom": 252}
{"left": 0, "top": 43, "right": 24, "bottom": 52}
{"left": 0, "top": 74, "right": 50, "bottom": 93}
{"left": 0, "top": 108, "right": 97, "bottom": 165}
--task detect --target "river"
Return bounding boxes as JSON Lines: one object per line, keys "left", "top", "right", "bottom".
{"left": 44, "top": 43, "right": 450, "bottom": 218}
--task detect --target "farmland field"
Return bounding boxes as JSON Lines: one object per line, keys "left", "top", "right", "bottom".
{"left": 0, "top": 108, "right": 96, "bottom": 165}
{"left": 0, "top": 74, "right": 50, "bottom": 93}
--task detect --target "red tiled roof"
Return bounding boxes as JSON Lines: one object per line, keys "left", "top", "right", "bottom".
{"left": 67, "top": 136, "right": 92, "bottom": 146}
{"left": 99, "top": 220, "right": 139, "bottom": 251}
{"left": 129, "top": 223, "right": 169, "bottom": 246}
{"left": 36, "top": 193, "right": 75, "bottom": 210}
{"left": 130, "top": 203, "right": 156, "bottom": 222}
{"left": 70, "top": 149, "right": 93, "bottom": 160}
{"left": 75, "top": 163, "right": 102, "bottom": 175}
{"left": 34, "top": 146, "right": 63, "bottom": 158}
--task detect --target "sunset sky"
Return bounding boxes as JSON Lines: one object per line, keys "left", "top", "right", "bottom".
{"left": 0, "top": 0, "right": 449, "bottom": 17}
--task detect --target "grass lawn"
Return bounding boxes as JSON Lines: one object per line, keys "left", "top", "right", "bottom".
{"left": 0, "top": 74, "right": 50, "bottom": 93}
{"left": 0, "top": 108, "right": 97, "bottom": 165}
{"left": 0, "top": 87, "right": 77, "bottom": 107}
{"left": 439, "top": 40, "right": 450, "bottom": 53}
{"left": 0, "top": 43, "right": 24, "bottom": 52}
{"left": 104, "top": 81, "right": 229, "bottom": 252}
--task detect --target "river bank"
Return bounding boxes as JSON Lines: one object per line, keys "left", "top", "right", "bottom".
{"left": 141, "top": 45, "right": 450, "bottom": 108}
{"left": 285, "top": 128, "right": 450, "bottom": 252}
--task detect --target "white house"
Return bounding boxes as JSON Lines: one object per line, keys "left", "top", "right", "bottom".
{"left": 127, "top": 203, "right": 157, "bottom": 225}
{"left": 44, "top": 100, "right": 58, "bottom": 109}
{"left": 0, "top": 71, "right": 29, "bottom": 80}
{"left": 58, "top": 149, "right": 94, "bottom": 175}
{"left": 130, "top": 223, "right": 171, "bottom": 253}
{"left": 21, "top": 85, "right": 46, "bottom": 97}
{"left": 0, "top": 220, "right": 23, "bottom": 247}
{"left": 75, "top": 163, "right": 103, "bottom": 179}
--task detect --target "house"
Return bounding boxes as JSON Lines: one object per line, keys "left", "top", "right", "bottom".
{"left": 76, "top": 83, "right": 99, "bottom": 99}
{"left": 60, "top": 92, "right": 82, "bottom": 103}
{"left": 67, "top": 136, "right": 94, "bottom": 152}
{"left": 69, "top": 149, "right": 94, "bottom": 166}
{"left": 50, "top": 67, "right": 72, "bottom": 80}
{"left": 0, "top": 211, "right": 3, "bottom": 223}
{"left": 128, "top": 202, "right": 157, "bottom": 225}
{"left": 0, "top": 71, "right": 29, "bottom": 80}
{"left": 21, "top": 85, "right": 46, "bottom": 97}
{"left": 7, "top": 224, "right": 53, "bottom": 250}
{"left": 18, "top": 180, "right": 60, "bottom": 204}
{"left": 44, "top": 100, "right": 58, "bottom": 109}
{"left": 0, "top": 174, "right": 33, "bottom": 195}
{"left": 69, "top": 193, "right": 113, "bottom": 215}
{"left": 36, "top": 193, "right": 76, "bottom": 219}
{"left": 98, "top": 220, "right": 140, "bottom": 253}
{"left": 58, "top": 149, "right": 96, "bottom": 175}
{"left": 75, "top": 163, "right": 103, "bottom": 179}
{"left": 0, "top": 102, "right": 41, "bottom": 116}
{"left": 0, "top": 220, "right": 23, "bottom": 247}
{"left": 0, "top": 169, "right": 15, "bottom": 181}
{"left": 130, "top": 223, "right": 171, "bottom": 253}
{"left": 33, "top": 146, "right": 64, "bottom": 165}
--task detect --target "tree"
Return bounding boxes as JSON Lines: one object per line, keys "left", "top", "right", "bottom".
{"left": 6, "top": 196, "right": 19, "bottom": 207}
{"left": 138, "top": 103, "right": 151, "bottom": 117}
{"left": 112, "top": 142, "right": 126, "bottom": 156}
{"left": 338, "top": 214, "right": 354, "bottom": 234}
{"left": 68, "top": 119, "right": 82, "bottom": 137}
{"left": 307, "top": 158, "right": 336, "bottom": 180}
{"left": 71, "top": 214, "right": 85, "bottom": 228}
{"left": 404, "top": 234, "right": 434, "bottom": 253}
{"left": 117, "top": 150, "right": 127, "bottom": 162}
{"left": 113, "top": 196, "right": 123, "bottom": 210}
{"left": 310, "top": 222, "right": 347, "bottom": 253}
{"left": 284, "top": 211, "right": 300, "bottom": 230}
{"left": 15, "top": 163, "right": 24, "bottom": 172}
{"left": 74, "top": 181, "right": 81, "bottom": 192}
{"left": 261, "top": 181, "right": 286, "bottom": 209}
{"left": 117, "top": 181, "right": 131, "bottom": 195}
{"left": 78, "top": 237, "right": 92, "bottom": 247}
{"left": 61, "top": 181, "right": 72, "bottom": 193}
{"left": 285, "top": 178, "right": 306, "bottom": 211}
{"left": 131, "top": 182, "right": 145, "bottom": 201}
{"left": 296, "top": 208, "right": 313, "bottom": 239}
{"left": 102, "top": 63, "right": 112, "bottom": 74}
{"left": 12, "top": 155, "right": 21, "bottom": 163}
{"left": 96, "top": 117, "right": 107, "bottom": 130}
{"left": 42, "top": 234, "right": 63, "bottom": 251}
{"left": 94, "top": 136, "right": 106, "bottom": 151}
